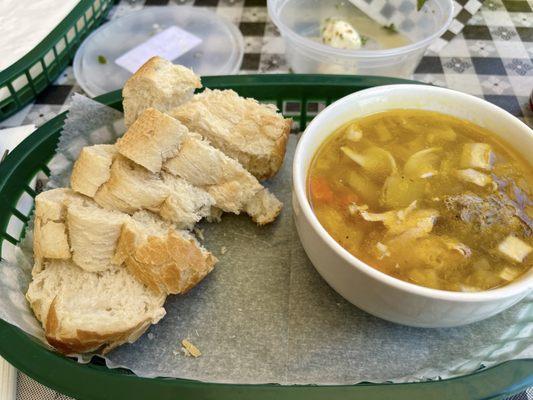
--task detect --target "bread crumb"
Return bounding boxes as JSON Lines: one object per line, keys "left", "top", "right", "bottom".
{"left": 181, "top": 339, "right": 201, "bottom": 357}
{"left": 220, "top": 246, "right": 227, "bottom": 255}
{"left": 195, "top": 329, "right": 199, "bottom": 337}
{"left": 147, "top": 333, "right": 154, "bottom": 340}
{"left": 193, "top": 227, "right": 204, "bottom": 241}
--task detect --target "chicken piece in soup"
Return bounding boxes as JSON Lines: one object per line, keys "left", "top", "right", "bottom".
{"left": 308, "top": 109, "right": 532, "bottom": 292}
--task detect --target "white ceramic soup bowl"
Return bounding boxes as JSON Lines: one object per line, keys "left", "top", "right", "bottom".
{"left": 292, "top": 84, "right": 533, "bottom": 328}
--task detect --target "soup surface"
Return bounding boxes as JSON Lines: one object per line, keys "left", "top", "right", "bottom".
{"left": 308, "top": 109, "right": 533, "bottom": 291}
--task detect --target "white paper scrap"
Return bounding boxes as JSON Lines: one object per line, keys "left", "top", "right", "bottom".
{"left": 115, "top": 26, "right": 202, "bottom": 73}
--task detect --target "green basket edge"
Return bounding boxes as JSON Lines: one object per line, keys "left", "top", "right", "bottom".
{"left": 0, "top": 0, "right": 113, "bottom": 121}
{"left": 0, "top": 74, "right": 531, "bottom": 400}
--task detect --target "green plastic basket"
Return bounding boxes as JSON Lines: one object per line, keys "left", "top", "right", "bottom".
{"left": 0, "top": 75, "right": 531, "bottom": 400}
{"left": 0, "top": 0, "right": 113, "bottom": 122}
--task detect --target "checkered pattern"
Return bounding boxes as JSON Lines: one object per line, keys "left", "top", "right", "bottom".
{"left": 415, "top": 0, "right": 533, "bottom": 125}
{"left": 0, "top": 0, "right": 531, "bottom": 130}
{"left": 0, "top": 0, "right": 531, "bottom": 398}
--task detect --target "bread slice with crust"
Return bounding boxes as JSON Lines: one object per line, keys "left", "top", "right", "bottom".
{"left": 122, "top": 56, "right": 201, "bottom": 128}
{"left": 67, "top": 201, "right": 128, "bottom": 272}
{"left": 26, "top": 259, "right": 166, "bottom": 354}
{"left": 33, "top": 188, "right": 87, "bottom": 273}
{"left": 70, "top": 144, "right": 117, "bottom": 197}
{"left": 34, "top": 220, "right": 70, "bottom": 260}
{"left": 116, "top": 108, "right": 188, "bottom": 173}
{"left": 34, "top": 188, "right": 86, "bottom": 223}
{"left": 75, "top": 110, "right": 283, "bottom": 225}
{"left": 94, "top": 155, "right": 169, "bottom": 214}
{"left": 34, "top": 188, "right": 129, "bottom": 273}
{"left": 71, "top": 144, "right": 222, "bottom": 228}
{"left": 164, "top": 136, "right": 282, "bottom": 224}
{"left": 244, "top": 189, "right": 283, "bottom": 226}
{"left": 122, "top": 57, "right": 290, "bottom": 180}
{"left": 170, "top": 88, "right": 291, "bottom": 180}
{"left": 159, "top": 172, "right": 216, "bottom": 230}
{"left": 114, "top": 211, "right": 217, "bottom": 295}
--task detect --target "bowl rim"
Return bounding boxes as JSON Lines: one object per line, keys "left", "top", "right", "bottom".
{"left": 267, "top": 0, "right": 455, "bottom": 59}
{"left": 293, "top": 83, "right": 533, "bottom": 302}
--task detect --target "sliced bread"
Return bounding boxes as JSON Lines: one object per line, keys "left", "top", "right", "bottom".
{"left": 34, "top": 188, "right": 130, "bottom": 273}
{"left": 70, "top": 144, "right": 117, "bottom": 197}
{"left": 26, "top": 259, "right": 166, "bottom": 354}
{"left": 94, "top": 155, "right": 169, "bottom": 214}
{"left": 171, "top": 88, "right": 291, "bottom": 180}
{"left": 159, "top": 172, "right": 215, "bottom": 230}
{"left": 34, "top": 220, "right": 70, "bottom": 260}
{"left": 114, "top": 211, "right": 217, "bottom": 295}
{"left": 71, "top": 143, "right": 222, "bottom": 228}
{"left": 116, "top": 108, "right": 188, "bottom": 173}
{"left": 244, "top": 188, "right": 284, "bottom": 226}
{"left": 34, "top": 187, "right": 86, "bottom": 223}
{"left": 164, "top": 136, "right": 282, "bottom": 223}
{"left": 67, "top": 201, "right": 128, "bottom": 272}
{"left": 122, "top": 56, "right": 201, "bottom": 128}
{"left": 33, "top": 188, "right": 87, "bottom": 273}
{"left": 122, "top": 57, "right": 290, "bottom": 180}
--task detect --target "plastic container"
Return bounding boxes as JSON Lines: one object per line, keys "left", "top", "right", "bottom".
{"left": 267, "top": 0, "right": 453, "bottom": 77}
{"left": 0, "top": 0, "right": 113, "bottom": 121}
{"left": 0, "top": 74, "right": 531, "bottom": 399}
{"left": 73, "top": 6, "right": 244, "bottom": 97}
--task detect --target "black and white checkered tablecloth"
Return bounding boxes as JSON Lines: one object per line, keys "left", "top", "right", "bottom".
{"left": 0, "top": 0, "right": 531, "bottom": 130}
{"left": 0, "top": 0, "right": 531, "bottom": 398}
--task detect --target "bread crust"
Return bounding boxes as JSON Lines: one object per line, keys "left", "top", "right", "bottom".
{"left": 122, "top": 56, "right": 201, "bottom": 127}
{"left": 94, "top": 155, "right": 169, "bottom": 214}
{"left": 170, "top": 89, "right": 292, "bottom": 180}
{"left": 164, "top": 136, "right": 283, "bottom": 222}
{"left": 114, "top": 219, "right": 217, "bottom": 295}
{"left": 117, "top": 108, "right": 188, "bottom": 173}
{"left": 70, "top": 145, "right": 117, "bottom": 197}
{"left": 44, "top": 297, "right": 164, "bottom": 355}
{"left": 27, "top": 260, "right": 166, "bottom": 355}
{"left": 33, "top": 188, "right": 88, "bottom": 273}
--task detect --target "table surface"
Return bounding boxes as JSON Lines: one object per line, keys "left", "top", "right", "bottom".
{"left": 1, "top": 0, "right": 532, "bottom": 398}
{"left": 0, "top": 0, "right": 532, "bottom": 131}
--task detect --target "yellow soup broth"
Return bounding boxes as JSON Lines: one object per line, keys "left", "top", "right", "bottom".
{"left": 308, "top": 109, "right": 533, "bottom": 292}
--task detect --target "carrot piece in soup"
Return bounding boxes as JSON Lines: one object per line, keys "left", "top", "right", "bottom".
{"left": 338, "top": 192, "right": 360, "bottom": 207}
{"left": 310, "top": 176, "right": 334, "bottom": 203}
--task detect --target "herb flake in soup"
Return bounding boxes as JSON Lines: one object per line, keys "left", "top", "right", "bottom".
{"left": 308, "top": 109, "right": 532, "bottom": 292}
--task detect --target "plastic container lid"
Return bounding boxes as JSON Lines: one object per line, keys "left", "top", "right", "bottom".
{"left": 74, "top": 6, "right": 244, "bottom": 97}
